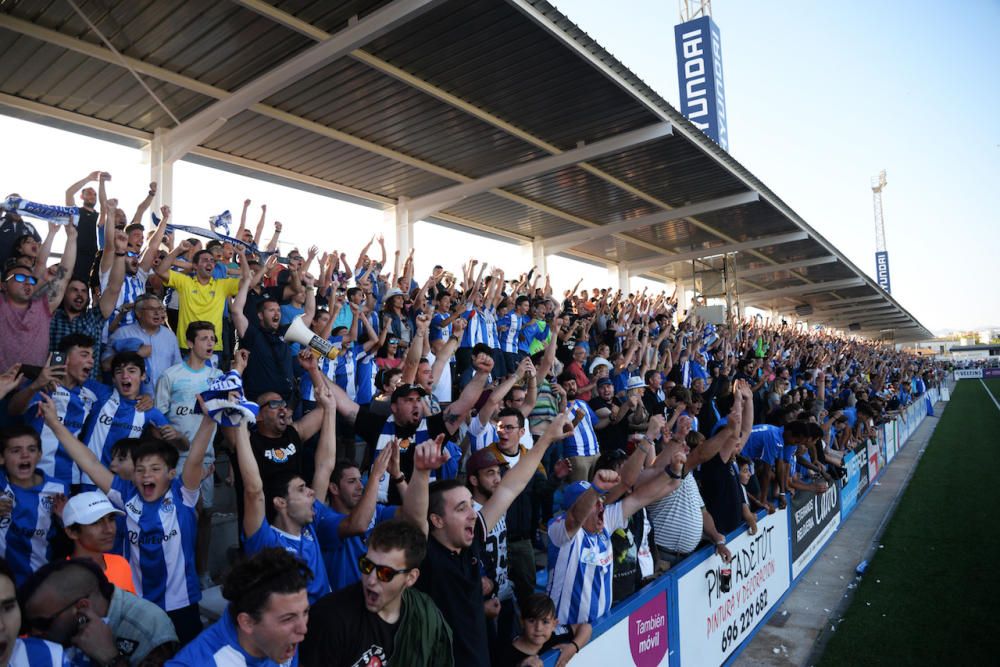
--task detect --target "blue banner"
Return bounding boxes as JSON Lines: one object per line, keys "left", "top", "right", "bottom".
{"left": 875, "top": 251, "right": 891, "bottom": 293}
{"left": 675, "top": 16, "right": 729, "bottom": 151}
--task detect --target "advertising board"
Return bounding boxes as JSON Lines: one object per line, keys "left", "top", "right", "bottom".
{"left": 674, "top": 511, "right": 790, "bottom": 665}
{"left": 790, "top": 483, "right": 841, "bottom": 579}
{"left": 674, "top": 16, "right": 728, "bottom": 150}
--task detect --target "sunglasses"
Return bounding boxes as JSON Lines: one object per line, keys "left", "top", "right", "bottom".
{"left": 8, "top": 273, "right": 37, "bottom": 285}
{"left": 359, "top": 555, "right": 412, "bottom": 582}
{"left": 125, "top": 250, "right": 139, "bottom": 258}
{"left": 264, "top": 399, "right": 287, "bottom": 409}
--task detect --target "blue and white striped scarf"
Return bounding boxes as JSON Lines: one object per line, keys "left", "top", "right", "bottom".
{"left": 208, "top": 210, "right": 232, "bottom": 236}
{"left": 195, "top": 371, "right": 259, "bottom": 427}
{"left": 165, "top": 222, "right": 274, "bottom": 258}
{"left": 3, "top": 196, "right": 79, "bottom": 226}
{"left": 374, "top": 414, "right": 428, "bottom": 502}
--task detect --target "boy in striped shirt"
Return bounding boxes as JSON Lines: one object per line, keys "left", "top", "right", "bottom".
{"left": 556, "top": 373, "right": 608, "bottom": 483}
{"left": 38, "top": 392, "right": 216, "bottom": 645}
{"left": 0, "top": 425, "right": 68, "bottom": 585}
{"left": 83, "top": 352, "right": 172, "bottom": 474}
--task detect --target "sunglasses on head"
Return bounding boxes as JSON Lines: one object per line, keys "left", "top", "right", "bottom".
{"left": 359, "top": 555, "right": 412, "bottom": 582}
{"left": 8, "top": 273, "right": 37, "bottom": 285}
{"left": 264, "top": 399, "right": 287, "bottom": 409}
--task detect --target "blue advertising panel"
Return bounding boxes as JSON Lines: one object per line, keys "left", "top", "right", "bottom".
{"left": 875, "top": 251, "right": 891, "bottom": 292}
{"left": 675, "top": 16, "right": 729, "bottom": 151}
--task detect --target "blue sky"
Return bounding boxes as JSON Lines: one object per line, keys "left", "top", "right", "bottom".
{"left": 552, "top": 0, "right": 1000, "bottom": 332}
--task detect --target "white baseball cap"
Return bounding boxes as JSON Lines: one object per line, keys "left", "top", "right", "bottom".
{"left": 62, "top": 491, "right": 124, "bottom": 527}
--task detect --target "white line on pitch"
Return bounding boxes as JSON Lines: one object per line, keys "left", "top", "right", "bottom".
{"left": 980, "top": 379, "right": 1000, "bottom": 413}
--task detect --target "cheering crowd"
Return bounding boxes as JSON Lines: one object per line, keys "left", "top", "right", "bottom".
{"left": 0, "top": 173, "right": 941, "bottom": 666}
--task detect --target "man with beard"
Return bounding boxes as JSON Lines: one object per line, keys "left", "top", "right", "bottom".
{"left": 48, "top": 229, "right": 126, "bottom": 372}
{"left": 232, "top": 249, "right": 316, "bottom": 402}
{"left": 105, "top": 293, "right": 181, "bottom": 393}
{"left": 156, "top": 239, "right": 240, "bottom": 356}
{"left": 64, "top": 171, "right": 103, "bottom": 284}
{"left": 326, "top": 351, "right": 490, "bottom": 503}
{"left": 414, "top": 414, "right": 572, "bottom": 667}
{"left": 228, "top": 352, "right": 329, "bottom": 536}
{"left": 0, "top": 223, "right": 76, "bottom": 371}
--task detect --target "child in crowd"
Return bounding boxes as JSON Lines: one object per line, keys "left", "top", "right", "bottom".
{"left": 59, "top": 490, "right": 135, "bottom": 593}
{"left": 499, "top": 592, "right": 591, "bottom": 666}
{"left": 0, "top": 425, "right": 68, "bottom": 585}
{"left": 38, "top": 392, "right": 215, "bottom": 645}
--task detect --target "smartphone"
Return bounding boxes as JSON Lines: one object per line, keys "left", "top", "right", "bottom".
{"left": 51, "top": 351, "right": 66, "bottom": 367}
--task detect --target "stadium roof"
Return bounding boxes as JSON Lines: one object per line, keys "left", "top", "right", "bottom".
{"left": 0, "top": 0, "right": 930, "bottom": 340}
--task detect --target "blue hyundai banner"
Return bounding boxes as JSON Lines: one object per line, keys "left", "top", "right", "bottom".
{"left": 875, "top": 250, "right": 891, "bottom": 292}
{"left": 674, "top": 16, "right": 729, "bottom": 151}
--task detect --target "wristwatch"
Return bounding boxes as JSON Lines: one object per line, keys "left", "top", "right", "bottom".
{"left": 665, "top": 465, "right": 687, "bottom": 480}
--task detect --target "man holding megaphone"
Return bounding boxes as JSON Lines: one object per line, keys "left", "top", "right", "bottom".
{"left": 231, "top": 249, "right": 316, "bottom": 403}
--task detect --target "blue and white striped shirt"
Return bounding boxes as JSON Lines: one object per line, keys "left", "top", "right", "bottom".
{"left": 100, "top": 267, "right": 149, "bottom": 328}
{"left": 546, "top": 501, "right": 626, "bottom": 624}
{"left": 26, "top": 380, "right": 108, "bottom": 486}
{"left": 480, "top": 307, "right": 498, "bottom": 348}
{"left": 83, "top": 390, "right": 168, "bottom": 472}
{"left": 7, "top": 638, "right": 68, "bottom": 667}
{"left": 497, "top": 312, "right": 521, "bottom": 354}
{"left": 459, "top": 306, "right": 484, "bottom": 348}
{"left": 108, "top": 476, "right": 201, "bottom": 612}
{"left": 244, "top": 500, "right": 332, "bottom": 604}
{"left": 0, "top": 470, "right": 68, "bottom": 585}
{"left": 563, "top": 400, "right": 600, "bottom": 457}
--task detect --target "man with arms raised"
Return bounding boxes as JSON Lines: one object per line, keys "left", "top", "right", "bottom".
{"left": 414, "top": 414, "right": 572, "bottom": 667}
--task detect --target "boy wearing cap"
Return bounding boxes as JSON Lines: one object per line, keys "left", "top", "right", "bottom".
{"left": 62, "top": 490, "right": 135, "bottom": 593}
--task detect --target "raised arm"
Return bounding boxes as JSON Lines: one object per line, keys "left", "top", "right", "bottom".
{"left": 181, "top": 410, "right": 216, "bottom": 491}
{"left": 155, "top": 239, "right": 190, "bottom": 282}
{"left": 481, "top": 413, "right": 568, "bottom": 532}
{"left": 620, "top": 445, "right": 686, "bottom": 519}
{"left": 97, "top": 231, "right": 128, "bottom": 319}
{"left": 562, "top": 468, "right": 619, "bottom": 538}
{"left": 402, "top": 436, "right": 450, "bottom": 536}
{"left": 252, "top": 205, "right": 267, "bottom": 247}
{"left": 130, "top": 182, "right": 156, "bottom": 227}
{"left": 233, "top": 419, "right": 265, "bottom": 539}
{"left": 138, "top": 206, "right": 170, "bottom": 272}
{"left": 440, "top": 356, "right": 491, "bottom": 433}
{"left": 65, "top": 171, "right": 99, "bottom": 206}
{"left": 47, "top": 223, "right": 77, "bottom": 310}
{"left": 39, "top": 394, "right": 113, "bottom": 492}
{"left": 309, "top": 379, "right": 338, "bottom": 499}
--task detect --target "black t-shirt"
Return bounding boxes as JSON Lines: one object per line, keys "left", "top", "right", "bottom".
{"left": 697, "top": 453, "right": 746, "bottom": 535}
{"left": 496, "top": 626, "right": 575, "bottom": 666}
{"left": 642, "top": 391, "right": 666, "bottom": 419}
{"left": 416, "top": 515, "right": 489, "bottom": 667}
{"left": 230, "top": 426, "right": 304, "bottom": 536}
{"left": 299, "top": 583, "right": 399, "bottom": 667}
{"left": 73, "top": 207, "right": 99, "bottom": 284}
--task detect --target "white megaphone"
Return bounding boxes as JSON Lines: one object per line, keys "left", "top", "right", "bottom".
{"left": 285, "top": 315, "right": 340, "bottom": 360}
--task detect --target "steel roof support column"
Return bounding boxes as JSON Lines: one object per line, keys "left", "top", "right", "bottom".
{"left": 395, "top": 197, "right": 413, "bottom": 258}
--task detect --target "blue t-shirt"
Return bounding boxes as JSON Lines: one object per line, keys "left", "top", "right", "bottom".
{"left": 0, "top": 470, "right": 68, "bottom": 585}
{"left": 742, "top": 424, "right": 785, "bottom": 465}
{"left": 429, "top": 311, "right": 451, "bottom": 342}
{"left": 244, "top": 500, "right": 332, "bottom": 603}
{"left": 166, "top": 610, "right": 298, "bottom": 666}
{"left": 315, "top": 503, "right": 397, "bottom": 592}
{"left": 108, "top": 476, "right": 201, "bottom": 611}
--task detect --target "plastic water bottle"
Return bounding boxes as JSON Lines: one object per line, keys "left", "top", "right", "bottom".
{"left": 856, "top": 560, "right": 869, "bottom": 575}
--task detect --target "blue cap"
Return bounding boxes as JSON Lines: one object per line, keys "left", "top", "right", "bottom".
{"left": 562, "top": 481, "right": 593, "bottom": 510}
